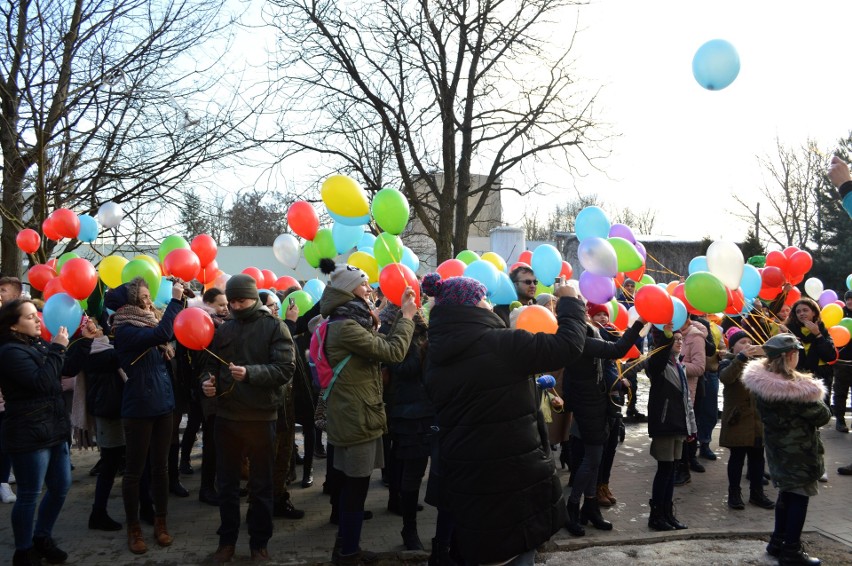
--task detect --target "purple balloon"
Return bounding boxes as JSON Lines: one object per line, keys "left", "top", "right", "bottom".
{"left": 635, "top": 241, "right": 647, "bottom": 261}
{"left": 579, "top": 271, "right": 616, "bottom": 304}
{"left": 818, "top": 289, "right": 838, "bottom": 308}
{"left": 608, "top": 223, "right": 636, "bottom": 244}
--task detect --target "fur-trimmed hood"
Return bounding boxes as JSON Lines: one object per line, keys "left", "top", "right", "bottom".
{"left": 741, "top": 359, "right": 826, "bottom": 403}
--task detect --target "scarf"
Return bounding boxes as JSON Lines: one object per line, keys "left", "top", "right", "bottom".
{"left": 230, "top": 298, "right": 262, "bottom": 321}
{"left": 111, "top": 305, "right": 173, "bottom": 359}
{"left": 333, "top": 298, "right": 376, "bottom": 331}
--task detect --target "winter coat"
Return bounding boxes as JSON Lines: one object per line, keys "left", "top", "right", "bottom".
{"left": 425, "top": 297, "right": 587, "bottom": 565}
{"left": 203, "top": 305, "right": 295, "bottom": 422}
{"left": 789, "top": 323, "right": 836, "bottom": 382}
{"left": 742, "top": 361, "right": 830, "bottom": 491}
{"left": 83, "top": 337, "right": 125, "bottom": 419}
{"left": 0, "top": 338, "right": 68, "bottom": 453}
{"left": 320, "top": 286, "right": 414, "bottom": 447}
{"left": 563, "top": 321, "right": 643, "bottom": 445}
{"left": 113, "top": 299, "right": 182, "bottom": 419}
{"left": 680, "top": 320, "right": 708, "bottom": 404}
{"left": 718, "top": 353, "right": 762, "bottom": 448}
{"left": 646, "top": 329, "right": 697, "bottom": 438}
{"left": 284, "top": 316, "right": 318, "bottom": 424}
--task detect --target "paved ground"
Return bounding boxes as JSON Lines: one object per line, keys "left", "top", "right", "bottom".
{"left": 1, "top": 380, "right": 851, "bottom": 565}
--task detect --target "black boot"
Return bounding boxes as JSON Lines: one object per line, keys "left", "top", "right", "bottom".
{"left": 674, "top": 461, "right": 691, "bottom": 486}
{"left": 766, "top": 535, "right": 784, "bottom": 557}
{"left": 748, "top": 487, "right": 775, "bottom": 509}
{"left": 580, "top": 497, "right": 612, "bottom": 530}
{"left": 273, "top": 494, "right": 305, "bottom": 519}
{"left": 663, "top": 500, "right": 687, "bottom": 530}
{"left": 428, "top": 538, "right": 454, "bottom": 566}
{"left": 699, "top": 442, "right": 717, "bottom": 460}
{"left": 727, "top": 487, "right": 745, "bottom": 510}
{"left": 12, "top": 549, "right": 41, "bottom": 566}
{"left": 647, "top": 499, "right": 674, "bottom": 531}
{"left": 564, "top": 499, "right": 585, "bottom": 536}
{"left": 558, "top": 441, "right": 570, "bottom": 469}
{"left": 779, "top": 542, "right": 821, "bottom": 565}
{"left": 88, "top": 506, "right": 122, "bottom": 531}
{"left": 688, "top": 441, "right": 705, "bottom": 472}
{"left": 400, "top": 490, "right": 424, "bottom": 550}
{"left": 32, "top": 536, "right": 68, "bottom": 564}
{"left": 401, "top": 527, "right": 425, "bottom": 551}
{"left": 168, "top": 444, "right": 189, "bottom": 497}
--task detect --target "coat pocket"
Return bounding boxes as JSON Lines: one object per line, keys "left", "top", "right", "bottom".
{"left": 725, "top": 406, "right": 741, "bottom": 427}
{"left": 363, "top": 400, "right": 386, "bottom": 432}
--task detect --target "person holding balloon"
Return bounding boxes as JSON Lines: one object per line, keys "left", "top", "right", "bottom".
{"left": 0, "top": 276, "right": 23, "bottom": 509}
{"left": 674, "top": 318, "right": 708, "bottom": 487}
{"left": 783, "top": 298, "right": 837, "bottom": 412}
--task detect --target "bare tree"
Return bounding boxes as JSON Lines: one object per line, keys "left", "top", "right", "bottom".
{"left": 523, "top": 193, "right": 656, "bottom": 240}
{"left": 0, "top": 0, "right": 259, "bottom": 276}
{"left": 263, "top": 0, "right": 606, "bottom": 263}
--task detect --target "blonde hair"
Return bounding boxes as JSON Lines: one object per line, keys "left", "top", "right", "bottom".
{"left": 764, "top": 351, "right": 808, "bottom": 381}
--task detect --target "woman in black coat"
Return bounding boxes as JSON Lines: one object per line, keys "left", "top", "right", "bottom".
{"left": 783, "top": 298, "right": 836, "bottom": 407}
{"left": 424, "top": 274, "right": 586, "bottom": 566}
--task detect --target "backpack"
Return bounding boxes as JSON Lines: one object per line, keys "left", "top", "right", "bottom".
{"left": 309, "top": 318, "right": 351, "bottom": 401}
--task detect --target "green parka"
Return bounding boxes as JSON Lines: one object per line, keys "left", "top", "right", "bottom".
{"left": 718, "top": 353, "right": 763, "bottom": 448}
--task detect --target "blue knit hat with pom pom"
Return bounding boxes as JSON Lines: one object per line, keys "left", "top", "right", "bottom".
{"left": 421, "top": 273, "right": 486, "bottom": 307}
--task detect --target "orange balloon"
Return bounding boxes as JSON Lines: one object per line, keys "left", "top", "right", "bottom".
{"left": 518, "top": 250, "right": 533, "bottom": 265}
{"left": 829, "top": 325, "right": 850, "bottom": 348}
{"left": 516, "top": 305, "right": 558, "bottom": 334}
{"left": 666, "top": 281, "right": 679, "bottom": 295}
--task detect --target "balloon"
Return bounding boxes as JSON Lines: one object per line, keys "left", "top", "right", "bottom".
{"left": 531, "top": 244, "right": 564, "bottom": 282}
{"left": 762, "top": 267, "right": 786, "bottom": 288}
{"left": 16, "top": 229, "right": 41, "bottom": 253}
{"left": 829, "top": 325, "right": 851, "bottom": 348}
{"left": 518, "top": 250, "right": 533, "bottom": 265}
{"left": 509, "top": 261, "right": 531, "bottom": 273}
{"left": 672, "top": 283, "right": 700, "bottom": 316}
{"left": 821, "top": 303, "right": 843, "bottom": 328}
{"left": 819, "top": 289, "right": 838, "bottom": 309}
{"left": 464, "top": 260, "right": 500, "bottom": 296}
{"left": 50, "top": 208, "right": 80, "bottom": 239}
{"left": 784, "top": 286, "right": 801, "bottom": 307}
{"left": 666, "top": 281, "right": 679, "bottom": 295}
{"left": 455, "top": 250, "right": 480, "bottom": 265}
{"left": 608, "top": 223, "right": 636, "bottom": 244}
{"left": 43, "top": 293, "right": 84, "bottom": 335}
{"left": 536, "top": 280, "right": 554, "bottom": 297}
{"left": 210, "top": 271, "right": 231, "bottom": 292}
{"left": 804, "top": 277, "right": 824, "bottom": 300}
{"left": 560, "top": 261, "right": 573, "bottom": 280}
{"left": 847, "top": 274, "right": 852, "bottom": 291}
{"left": 38, "top": 312, "right": 51, "bottom": 341}
{"left": 303, "top": 240, "right": 320, "bottom": 268}
{"left": 300, "top": 279, "right": 324, "bottom": 303}
{"left": 134, "top": 255, "right": 161, "bottom": 276}
{"left": 321, "top": 174, "right": 370, "bottom": 218}
{"left": 191, "top": 234, "right": 217, "bottom": 267}
{"left": 357, "top": 232, "right": 376, "bottom": 251}
{"left": 607, "top": 236, "right": 643, "bottom": 273}
{"left": 273, "top": 275, "right": 300, "bottom": 292}
{"left": 163, "top": 248, "right": 201, "bottom": 282}
{"left": 725, "top": 287, "right": 746, "bottom": 316}
{"left": 634, "top": 284, "right": 674, "bottom": 324}
{"left": 158, "top": 235, "right": 189, "bottom": 264}
{"left": 97, "top": 202, "right": 124, "bottom": 229}
{"left": 635, "top": 241, "right": 647, "bottom": 261}
{"left": 579, "top": 271, "right": 616, "bottom": 304}
{"left": 401, "top": 246, "right": 420, "bottom": 273}
{"left": 332, "top": 222, "right": 364, "bottom": 255}
{"left": 55, "top": 252, "right": 80, "bottom": 273}
{"left": 97, "top": 256, "right": 128, "bottom": 289}
{"left": 348, "top": 251, "right": 379, "bottom": 284}
{"left": 312, "top": 228, "right": 337, "bottom": 260}
{"left": 480, "top": 252, "right": 507, "bottom": 274}
{"left": 197, "top": 260, "right": 220, "bottom": 285}
{"left": 241, "top": 267, "right": 264, "bottom": 285}
{"left": 27, "top": 264, "right": 57, "bottom": 292}
{"left": 43, "top": 277, "right": 66, "bottom": 300}
{"left": 765, "top": 250, "right": 788, "bottom": 271}
{"left": 327, "top": 209, "right": 371, "bottom": 226}
{"left": 260, "top": 269, "right": 277, "bottom": 290}
{"left": 575, "top": 206, "right": 610, "bottom": 242}
{"left": 121, "top": 259, "right": 161, "bottom": 297}
{"left": 287, "top": 201, "right": 320, "bottom": 240}
{"left": 707, "top": 240, "right": 744, "bottom": 290}
{"left": 173, "top": 308, "right": 215, "bottom": 350}
{"left": 379, "top": 263, "right": 420, "bottom": 307}
{"left": 371, "top": 188, "right": 410, "bottom": 235}
{"left": 271, "top": 234, "right": 300, "bottom": 269}
{"left": 739, "top": 264, "right": 762, "bottom": 299}
{"left": 490, "top": 272, "right": 517, "bottom": 305}
{"left": 577, "top": 237, "right": 617, "bottom": 278}
{"left": 516, "top": 305, "right": 558, "bottom": 334}
{"left": 635, "top": 273, "right": 656, "bottom": 290}
{"left": 759, "top": 286, "right": 781, "bottom": 301}
{"left": 612, "top": 302, "right": 628, "bottom": 330}
{"left": 839, "top": 318, "right": 852, "bottom": 334}
{"left": 692, "top": 39, "right": 740, "bottom": 91}
{"left": 787, "top": 250, "right": 812, "bottom": 278}
{"left": 684, "top": 271, "right": 727, "bottom": 313}
{"left": 437, "top": 259, "right": 466, "bottom": 280}
{"left": 625, "top": 264, "right": 645, "bottom": 282}
{"left": 374, "top": 233, "right": 403, "bottom": 267}
{"left": 627, "top": 305, "right": 640, "bottom": 326}
{"left": 76, "top": 214, "right": 98, "bottom": 243}
{"left": 287, "top": 290, "right": 315, "bottom": 318}
{"left": 670, "top": 297, "right": 688, "bottom": 330}
{"left": 153, "top": 276, "right": 173, "bottom": 308}
{"left": 688, "top": 256, "right": 708, "bottom": 275}
{"left": 59, "top": 258, "right": 98, "bottom": 300}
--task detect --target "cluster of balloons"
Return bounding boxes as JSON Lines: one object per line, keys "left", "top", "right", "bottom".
{"left": 17, "top": 203, "right": 124, "bottom": 254}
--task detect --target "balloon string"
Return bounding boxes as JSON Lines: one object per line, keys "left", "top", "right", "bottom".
{"left": 644, "top": 252, "right": 683, "bottom": 279}
{"left": 204, "top": 348, "right": 230, "bottom": 366}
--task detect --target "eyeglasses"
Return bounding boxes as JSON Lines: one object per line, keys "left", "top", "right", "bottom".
{"left": 517, "top": 279, "right": 538, "bottom": 286}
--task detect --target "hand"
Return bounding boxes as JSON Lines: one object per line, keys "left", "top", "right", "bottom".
{"left": 52, "top": 326, "right": 69, "bottom": 347}
{"left": 202, "top": 375, "right": 216, "bottom": 397}
{"left": 550, "top": 395, "right": 564, "bottom": 411}
{"left": 553, "top": 279, "right": 577, "bottom": 298}
{"left": 285, "top": 300, "right": 298, "bottom": 322}
{"left": 229, "top": 363, "right": 247, "bottom": 381}
{"left": 828, "top": 155, "right": 852, "bottom": 188}
{"left": 744, "top": 344, "right": 765, "bottom": 358}
{"left": 802, "top": 319, "right": 821, "bottom": 336}
{"left": 400, "top": 287, "right": 417, "bottom": 319}
{"left": 171, "top": 280, "right": 185, "bottom": 301}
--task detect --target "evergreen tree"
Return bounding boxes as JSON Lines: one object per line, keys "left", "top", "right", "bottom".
{"left": 810, "top": 134, "right": 852, "bottom": 292}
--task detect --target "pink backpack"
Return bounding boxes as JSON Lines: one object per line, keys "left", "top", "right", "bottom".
{"left": 309, "top": 318, "right": 351, "bottom": 400}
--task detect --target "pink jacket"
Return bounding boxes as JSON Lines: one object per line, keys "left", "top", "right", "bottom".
{"left": 680, "top": 320, "right": 708, "bottom": 405}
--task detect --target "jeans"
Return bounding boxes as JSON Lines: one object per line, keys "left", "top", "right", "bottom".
{"left": 0, "top": 412, "right": 12, "bottom": 482}
{"left": 696, "top": 371, "right": 719, "bottom": 445}
{"left": 569, "top": 442, "right": 604, "bottom": 501}
{"left": 8, "top": 442, "right": 71, "bottom": 550}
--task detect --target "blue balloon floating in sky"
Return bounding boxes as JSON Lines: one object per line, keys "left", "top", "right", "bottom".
{"left": 692, "top": 39, "right": 740, "bottom": 91}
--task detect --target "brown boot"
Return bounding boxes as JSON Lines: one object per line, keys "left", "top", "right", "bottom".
{"left": 601, "top": 483, "right": 617, "bottom": 505}
{"left": 153, "top": 515, "right": 174, "bottom": 547}
{"left": 127, "top": 521, "right": 147, "bottom": 554}
{"left": 596, "top": 484, "right": 614, "bottom": 507}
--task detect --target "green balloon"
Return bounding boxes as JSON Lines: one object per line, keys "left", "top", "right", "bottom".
{"left": 634, "top": 274, "right": 655, "bottom": 290}
{"left": 158, "top": 235, "right": 189, "bottom": 264}
{"left": 684, "top": 271, "right": 727, "bottom": 313}
{"left": 455, "top": 249, "right": 480, "bottom": 265}
{"left": 607, "top": 236, "right": 643, "bottom": 272}
{"left": 839, "top": 317, "right": 852, "bottom": 334}
{"left": 371, "top": 188, "right": 410, "bottom": 235}
{"left": 535, "top": 281, "right": 554, "bottom": 296}
{"left": 303, "top": 240, "right": 320, "bottom": 268}
{"left": 374, "top": 232, "right": 403, "bottom": 267}
{"left": 313, "top": 228, "right": 337, "bottom": 259}
{"left": 121, "top": 259, "right": 161, "bottom": 298}
{"left": 56, "top": 252, "right": 80, "bottom": 273}
{"left": 285, "top": 290, "right": 315, "bottom": 318}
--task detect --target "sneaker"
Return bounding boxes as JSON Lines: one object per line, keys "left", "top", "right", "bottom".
{"left": 0, "top": 483, "right": 16, "bottom": 503}
{"left": 838, "top": 464, "right": 852, "bottom": 476}
{"left": 818, "top": 472, "right": 829, "bottom": 483}
{"left": 8, "top": 472, "right": 15, "bottom": 484}
{"left": 836, "top": 419, "right": 849, "bottom": 433}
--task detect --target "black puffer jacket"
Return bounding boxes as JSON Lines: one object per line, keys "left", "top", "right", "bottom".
{"left": 425, "top": 297, "right": 586, "bottom": 565}
{"left": 0, "top": 338, "right": 68, "bottom": 453}
{"left": 646, "top": 329, "right": 697, "bottom": 438}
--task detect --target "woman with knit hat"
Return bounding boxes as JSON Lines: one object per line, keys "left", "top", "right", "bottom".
{"left": 317, "top": 258, "right": 416, "bottom": 565}
{"left": 423, "top": 273, "right": 586, "bottom": 566}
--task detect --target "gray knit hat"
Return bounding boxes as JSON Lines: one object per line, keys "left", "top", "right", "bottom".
{"left": 225, "top": 274, "right": 259, "bottom": 302}
{"left": 319, "top": 258, "right": 368, "bottom": 294}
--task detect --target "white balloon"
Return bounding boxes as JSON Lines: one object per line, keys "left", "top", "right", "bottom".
{"left": 804, "top": 277, "right": 824, "bottom": 300}
{"left": 627, "top": 305, "right": 640, "bottom": 326}
{"left": 706, "top": 240, "right": 744, "bottom": 290}
{"left": 577, "top": 237, "right": 618, "bottom": 277}
{"left": 97, "top": 201, "right": 124, "bottom": 229}
{"left": 273, "top": 234, "right": 301, "bottom": 269}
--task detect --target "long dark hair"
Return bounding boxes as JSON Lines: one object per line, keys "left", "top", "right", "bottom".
{"left": 784, "top": 298, "right": 824, "bottom": 337}
{"left": 0, "top": 299, "right": 37, "bottom": 343}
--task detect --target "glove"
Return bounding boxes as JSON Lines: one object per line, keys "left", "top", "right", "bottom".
{"left": 536, "top": 375, "right": 556, "bottom": 389}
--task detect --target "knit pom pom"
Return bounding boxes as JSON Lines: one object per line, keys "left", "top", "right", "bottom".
{"left": 421, "top": 272, "right": 442, "bottom": 297}
{"left": 319, "top": 258, "right": 337, "bottom": 275}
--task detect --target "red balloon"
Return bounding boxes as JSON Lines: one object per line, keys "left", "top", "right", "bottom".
{"left": 164, "top": 248, "right": 201, "bottom": 282}
{"left": 27, "top": 264, "right": 57, "bottom": 292}
{"left": 764, "top": 250, "right": 788, "bottom": 271}
{"left": 560, "top": 261, "right": 573, "bottom": 280}
{"left": 436, "top": 259, "right": 466, "bottom": 280}
{"left": 287, "top": 201, "right": 319, "bottom": 241}
{"left": 622, "top": 344, "right": 641, "bottom": 360}
{"left": 625, "top": 264, "right": 645, "bottom": 282}
{"left": 634, "top": 284, "right": 674, "bottom": 324}
{"left": 42, "top": 216, "right": 62, "bottom": 241}
{"left": 242, "top": 266, "right": 264, "bottom": 285}
{"left": 16, "top": 229, "right": 41, "bottom": 254}
{"left": 173, "top": 307, "right": 215, "bottom": 350}
{"left": 46, "top": 258, "right": 58, "bottom": 270}
{"left": 197, "top": 260, "right": 219, "bottom": 285}
{"left": 789, "top": 272, "right": 805, "bottom": 285}
{"left": 787, "top": 250, "right": 812, "bottom": 278}
{"left": 59, "top": 258, "right": 98, "bottom": 300}
{"left": 784, "top": 286, "right": 801, "bottom": 306}
{"left": 379, "top": 263, "right": 420, "bottom": 307}
{"left": 509, "top": 261, "right": 531, "bottom": 273}
{"left": 518, "top": 250, "right": 533, "bottom": 265}
{"left": 38, "top": 312, "right": 52, "bottom": 341}
{"left": 672, "top": 283, "right": 701, "bottom": 316}
{"left": 613, "top": 302, "right": 628, "bottom": 330}
{"left": 759, "top": 286, "right": 781, "bottom": 300}
{"left": 761, "top": 266, "right": 785, "bottom": 288}
{"left": 190, "top": 234, "right": 218, "bottom": 267}
{"left": 51, "top": 208, "right": 80, "bottom": 239}
{"left": 782, "top": 246, "right": 799, "bottom": 259}
{"left": 725, "top": 287, "right": 746, "bottom": 315}
{"left": 273, "top": 275, "right": 301, "bottom": 291}
{"left": 43, "top": 277, "right": 66, "bottom": 300}
{"left": 261, "top": 269, "right": 278, "bottom": 290}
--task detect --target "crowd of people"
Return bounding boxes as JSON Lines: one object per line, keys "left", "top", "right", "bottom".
{"left": 0, "top": 250, "right": 848, "bottom": 566}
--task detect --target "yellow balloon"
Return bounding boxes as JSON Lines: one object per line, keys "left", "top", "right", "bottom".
{"left": 348, "top": 250, "right": 379, "bottom": 284}
{"left": 134, "top": 254, "right": 162, "bottom": 277}
{"left": 321, "top": 175, "right": 370, "bottom": 217}
{"left": 98, "top": 255, "right": 129, "bottom": 289}
{"left": 481, "top": 252, "right": 507, "bottom": 273}
{"left": 821, "top": 303, "right": 843, "bottom": 328}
